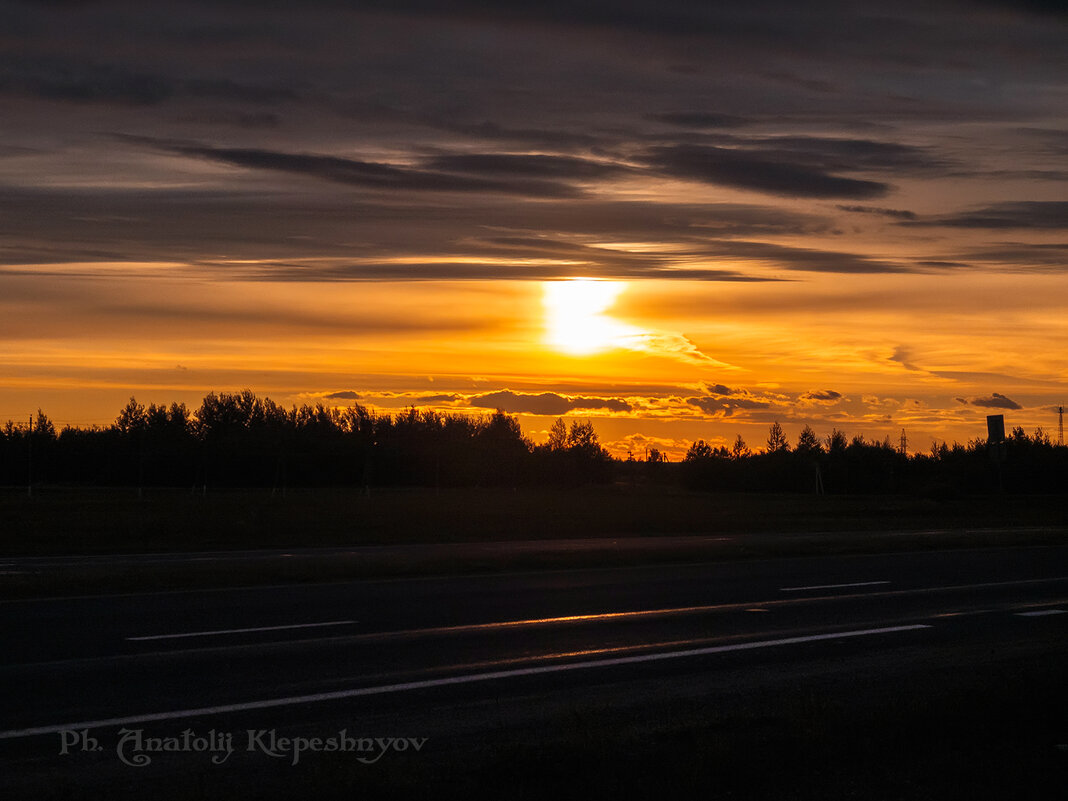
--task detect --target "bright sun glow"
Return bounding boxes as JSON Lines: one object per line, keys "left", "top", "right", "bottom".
{"left": 543, "top": 279, "right": 641, "bottom": 355}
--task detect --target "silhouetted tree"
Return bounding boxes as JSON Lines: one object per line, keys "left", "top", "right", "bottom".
{"left": 566, "top": 419, "right": 600, "bottom": 454}
{"left": 685, "top": 440, "right": 714, "bottom": 461}
{"left": 796, "top": 425, "right": 823, "bottom": 456}
{"left": 826, "top": 429, "right": 848, "bottom": 454}
{"left": 114, "top": 397, "right": 147, "bottom": 435}
{"left": 730, "top": 434, "right": 750, "bottom": 460}
{"left": 32, "top": 409, "right": 56, "bottom": 441}
{"left": 766, "top": 422, "right": 789, "bottom": 453}
{"left": 547, "top": 418, "right": 568, "bottom": 451}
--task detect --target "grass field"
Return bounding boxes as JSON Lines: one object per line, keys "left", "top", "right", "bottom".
{"left": 1, "top": 484, "right": 1065, "bottom": 556}
{"left": 0, "top": 485, "right": 1064, "bottom": 598}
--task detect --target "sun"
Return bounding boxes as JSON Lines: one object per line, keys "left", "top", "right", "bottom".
{"left": 543, "top": 278, "right": 640, "bottom": 355}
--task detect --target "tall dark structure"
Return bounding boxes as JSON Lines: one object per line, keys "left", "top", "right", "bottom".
{"left": 987, "top": 415, "right": 1005, "bottom": 443}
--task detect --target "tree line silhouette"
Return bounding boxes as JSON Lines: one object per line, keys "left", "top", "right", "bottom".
{"left": 0, "top": 391, "right": 611, "bottom": 490}
{"left": 1, "top": 392, "right": 1064, "bottom": 494}
{"left": 681, "top": 422, "right": 1068, "bottom": 495}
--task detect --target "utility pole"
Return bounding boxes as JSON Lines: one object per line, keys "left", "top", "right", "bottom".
{"left": 27, "top": 414, "right": 33, "bottom": 498}
{"left": 137, "top": 429, "right": 144, "bottom": 500}
{"left": 1059, "top": 406, "right": 1064, "bottom": 446}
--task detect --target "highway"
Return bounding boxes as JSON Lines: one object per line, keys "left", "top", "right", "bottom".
{"left": 1, "top": 543, "right": 1065, "bottom": 798}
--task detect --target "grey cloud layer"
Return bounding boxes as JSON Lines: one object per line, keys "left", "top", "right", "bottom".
{"left": 0, "top": 185, "right": 872, "bottom": 279}
{"left": 0, "top": 0, "right": 1064, "bottom": 280}
{"left": 138, "top": 134, "right": 941, "bottom": 202}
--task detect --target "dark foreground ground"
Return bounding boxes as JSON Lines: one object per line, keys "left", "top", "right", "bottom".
{"left": 3, "top": 485, "right": 1066, "bottom": 555}
{"left": 1, "top": 486, "right": 1067, "bottom": 597}
{"left": 1, "top": 545, "right": 1065, "bottom": 799}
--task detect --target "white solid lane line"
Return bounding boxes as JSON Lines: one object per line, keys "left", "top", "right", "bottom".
{"left": 120, "top": 576, "right": 1066, "bottom": 643}
{"left": 127, "top": 620, "right": 357, "bottom": 641}
{"left": 1014, "top": 609, "right": 1065, "bottom": 617}
{"left": 0, "top": 624, "right": 931, "bottom": 740}
{"left": 780, "top": 581, "right": 890, "bottom": 592}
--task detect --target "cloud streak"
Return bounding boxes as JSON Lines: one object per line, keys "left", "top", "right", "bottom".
{"left": 907, "top": 202, "right": 1068, "bottom": 230}
{"left": 153, "top": 141, "right": 586, "bottom": 198}
{"left": 645, "top": 145, "right": 890, "bottom": 199}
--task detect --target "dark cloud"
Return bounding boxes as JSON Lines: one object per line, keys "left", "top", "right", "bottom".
{"left": 645, "top": 145, "right": 890, "bottom": 199}
{"left": 756, "top": 136, "right": 946, "bottom": 172}
{"left": 908, "top": 202, "right": 1068, "bottom": 230}
{"left": 0, "top": 171, "right": 905, "bottom": 278}
{"left": 428, "top": 119, "right": 605, "bottom": 150}
{"left": 889, "top": 347, "right": 920, "bottom": 371}
{"left": 914, "top": 260, "right": 970, "bottom": 269}
{"left": 0, "top": 186, "right": 822, "bottom": 280}
{"left": 510, "top": 201, "right": 827, "bottom": 240}
{"left": 800, "top": 389, "right": 842, "bottom": 402}
{"left": 381, "top": 393, "right": 464, "bottom": 404}
{"left": 226, "top": 261, "right": 777, "bottom": 283}
{"left": 0, "top": 57, "right": 298, "bottom": 108}
{"left": 972, "top": 0, "right": 1068, "bottom": 17}
{"left": 688, "top": 239, "right": 909, "bottom": 274}
{"left": 959, "top": 392, "right": 1023, "bottom": 410}
{"left": 686, "top": 396, "right": 772, "bottom": 416}
{"left": 469, "top": 391, "right": 631, "bottom": 415}
{"left": 420, "top": 153, "right": 629, "bottom": 180}
{"left": 154, "top": 141, "right": 584, "bottom": 198}
{"left": 183, "top": 79, "right": 297, "bottom": 105}
{"left": 324, "top": 390, "right": 360, "bottom": 400}
{"left": 758, "top": 71, "right": 838, "bottom": 94}
{"left": 357, "top": 0, "right": 754, "bottom": 37}
{"left": 639, "top": 134, "right": 950, "bottom": 199}
{"left": 837, "top": 205, "right": 917, "bottom": 220}
{"left": 646, "top": 112, "right": 748, "bottom": 129}
{"left": 703, "top": 384, "right": 734, "bottom": 396}
{"left": 954, "top": 243, "right": 1068, "bottom": 270}
{"left": 180, "top": 110, "right": 281, "bottom": 129}
{"left": 3, "top": 59, "right": 175, "bottom": 106}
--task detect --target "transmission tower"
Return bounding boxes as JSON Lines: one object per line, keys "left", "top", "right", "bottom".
{"left": 899, "top": 428, "right": 908, "bottom": 456}
{"left": 1059, "top": 405, "right": 1064, "bottom": 446}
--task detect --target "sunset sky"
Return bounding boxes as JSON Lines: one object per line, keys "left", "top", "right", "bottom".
{"left": 1, "top": 0, "right": 1065, "bottom": 457}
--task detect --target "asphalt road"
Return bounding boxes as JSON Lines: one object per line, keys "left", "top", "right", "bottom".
{"left": 1, "top": 544, "right": 1066, "bottom": 799}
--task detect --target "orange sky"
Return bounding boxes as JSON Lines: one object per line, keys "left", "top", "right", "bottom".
{"left": 2, "top": 267, "right": 1063, "bottom": 458}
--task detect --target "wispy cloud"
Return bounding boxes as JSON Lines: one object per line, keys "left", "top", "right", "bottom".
{"left": 837, "top": 205, "right": 917, "bottom": 220}
{"left": 145, "top": 139, "right": 586, "bottom": 198}
{"left": 906, "top": 202, "right": 1068, "bottom": 230}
